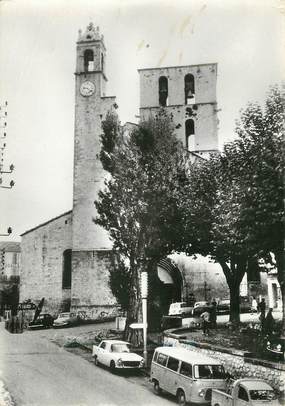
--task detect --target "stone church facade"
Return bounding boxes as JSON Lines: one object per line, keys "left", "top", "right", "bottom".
{"left": 20, "top": 23, "right": 219, "bottom": 317}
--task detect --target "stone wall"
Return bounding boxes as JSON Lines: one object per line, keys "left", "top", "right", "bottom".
{"left": 20, "top": 211, "right": 72, "bottom": 316}
{"left": 71, "top": 250, "right": 117, "bottom": 319}
{"left": 164, "top": 334, "right": 285, "bottom": 393}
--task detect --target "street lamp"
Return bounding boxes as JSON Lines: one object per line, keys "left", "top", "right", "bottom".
{"left": 141, "top": 271, "right": 148, "bottom": 365}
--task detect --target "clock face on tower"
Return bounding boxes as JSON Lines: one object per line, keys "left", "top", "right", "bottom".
{"left": 80, "top": 81, "right": 95, "bottom": 97}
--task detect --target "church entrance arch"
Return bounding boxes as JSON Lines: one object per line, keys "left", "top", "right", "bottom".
{"left": 156, "top": 258, "right": 186, "bottom": 316}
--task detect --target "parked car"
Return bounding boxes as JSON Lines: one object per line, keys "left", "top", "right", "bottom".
{"left": 92, "top": 340, "right": 145, "bottom": 371}
{"left": 28, "top": 313, "right": 54, "bottom": 329}
{"left": 151, "top": 346, "right": 226, "bottom": 405}
{"left": 217, "top": 299, "right": 230, "bottom": 314}
{"left": 53, "top": 312, "right": 78, "bottom": 327}
{"left": 169, "top": 302, "right": 193, "bottom": 317}
{"left": 212, "top": 378, "right": 278, "bottom": 406}
{"left": 240, "top": 297, "right": 251, "bottom": 314}
{"left": 192, "top": 301, "right": 211, "bottom": 317}
{"left": 265, "top": 335, "right": 285, "bottom": 361}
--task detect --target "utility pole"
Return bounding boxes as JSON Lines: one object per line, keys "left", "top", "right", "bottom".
{"left": 0, "top": 101, "right": 14, "bottom": 236}
{"left": 141, "top": 271, "right": 148, "bottom": 366}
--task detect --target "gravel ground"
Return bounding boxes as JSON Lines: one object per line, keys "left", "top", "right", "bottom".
{"left": 0, "top": 380, "right": 14, "bottom": 406}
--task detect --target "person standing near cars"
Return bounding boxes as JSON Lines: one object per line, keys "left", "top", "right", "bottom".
{"left": 200, "top": 310, "right": 211, "bottom": 335}
{"left": 264, "top": 308, "right": 275, "bottom": 336}
{"left": 258, "top": 298, "right": 266, "bottom": 334}
{"left": 257, "top": 298, "right": 266, "bottom": 318}
{"left": 251, "top": 297, "right": 258, "bottom": 313}
{"left": 210, "top": 301, "right": 217, "bottom": 329}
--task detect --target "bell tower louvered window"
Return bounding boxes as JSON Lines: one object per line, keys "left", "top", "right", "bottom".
{"left": 185, "top": 74, "right": 195, "bottom": 104}
{"left": 159, "top": 76, "right": 168, "bottom": 107}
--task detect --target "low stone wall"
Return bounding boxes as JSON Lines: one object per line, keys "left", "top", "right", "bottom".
{"left": 71, "top": 304, "right": 119, "bottom": 321}
{"left": 164, "top": 334, "right": 285, "bottom": 394}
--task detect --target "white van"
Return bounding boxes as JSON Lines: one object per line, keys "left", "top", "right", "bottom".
{"left": 168, "top": 302, "right": 192, "bottom": 316}
{"left": 150, "top": 346, "right": 226, "bottom": 406}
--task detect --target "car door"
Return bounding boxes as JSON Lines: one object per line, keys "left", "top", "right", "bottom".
{"left": 165, "top": 356, "right": 180, "bottom": 395}
{"left": 97, "top": 341, "right": 107, "bottom": 365}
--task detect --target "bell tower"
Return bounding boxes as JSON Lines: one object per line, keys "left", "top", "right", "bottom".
{"left": 71, "top": 23, "right": 117, "bottom": 317}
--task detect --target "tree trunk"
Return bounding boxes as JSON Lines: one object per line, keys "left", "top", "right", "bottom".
{"left": 123, "top": 261, "right": 143, "bottom": 346}
{"left": 229, "top": 281, "right": 241, "bottom": 324}
{"left": 218, "top": 257, "right": 247, "bottom": 325}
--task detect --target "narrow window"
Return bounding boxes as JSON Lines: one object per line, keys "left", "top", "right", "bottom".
{"left": 238, "top": 387, "right": 249, "bottom": 402}
{"left": 62, "top": 249, "right": 72, "bottom": 289}
{"left": 84, "top": 49, "right": 94, "bottom": 72}
{"left": 101, "top": 53, "right": 104, "bottom": 72}
{"left": 180, "top": 362, "right": 193, "bottom": 377}
{"left": 167, "top": 357, "right": 179, "bottom": 372}
{"left": 185, "top": 119, "right": 195, "bottom": 151}
{"left": 12, "top": 253, "right": 17, "bottom": 265}
{"left": 159, "top": 76, "right": 168, "bottom": 107}
{"left": 153, "top": 351, "right": 158, "bottom": 362}
{"left": 185, "top": 74, "right": 195, "bottom": 104}
{"left": 157, "top": 353, "right": 168, "bottom": 367}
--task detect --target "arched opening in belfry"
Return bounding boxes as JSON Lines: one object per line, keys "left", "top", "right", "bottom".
{"left": 84, "top": 49, "right": 94, "bottom": 72}
{"left": 62, "top": 249, "right": 72, "bottom": 289}
{"left": 185, "top": 119, "right": 195, "bottom": 151}
{"left": 185, "top": 74, "right": 195, "bottom": 104}
{"left": 158, "top": 76, "right": 168, "bottom": 107}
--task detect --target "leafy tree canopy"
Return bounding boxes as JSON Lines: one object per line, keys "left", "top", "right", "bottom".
{"left": 95, "top": 110, "right": 187, "bottom": 333}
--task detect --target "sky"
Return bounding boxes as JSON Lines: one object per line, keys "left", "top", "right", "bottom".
{"left": 0, "top": 0, "right": 284, "bottom": 242}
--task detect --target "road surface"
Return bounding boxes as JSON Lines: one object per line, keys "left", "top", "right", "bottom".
{"left": 0, "top": 323, "right": 173, "bottom": 406}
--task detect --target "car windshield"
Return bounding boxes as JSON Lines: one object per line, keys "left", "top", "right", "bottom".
{"left": 111, "top": 343, "right": 130, "bottom": 353}
{"left": 249, "top": 390, "right": 277, "bottom": 401}
{"left": 59, "top": 313, "right": 70, "bottom": 318}
{"left": 194, "top": 365, "right": 225, "bottom": 379}
{"left": 195, "top": 302, "right": 207, "bottom": 307}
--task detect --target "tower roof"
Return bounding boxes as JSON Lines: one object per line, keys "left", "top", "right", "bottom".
{"left": 77, "top": 23, "right": 104, "bottom": 43}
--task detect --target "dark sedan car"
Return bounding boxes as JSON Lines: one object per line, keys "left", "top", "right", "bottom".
{"left": 28, "top": 313, "right": 54, "bottom": 329}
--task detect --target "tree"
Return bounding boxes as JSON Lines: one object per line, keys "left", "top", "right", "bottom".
{"left": 182, "top": 84, "right": 285, "bottom": 326}
{"left": 95, "top": 110, "right": 186, "bottom": 339}
{"left": 181, "top": 155, "right": 251, "bottom": 323}
{"left": 227, "top": 85, "right": 285, "bottom": 332}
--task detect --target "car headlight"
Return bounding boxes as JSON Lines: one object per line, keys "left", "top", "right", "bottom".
{"left": 267, "top": 341, "right": 271, "bottom": 349}
{"left": 139, "top": 359, "right": 145, "bottom": 367}
{"left": 116, "top": 358, "right": 123, "bottom": 367}
{"left": 277, "top": 344, "right": 282, "bottom": 352}
{"left": 198, "top": 389, "right": 206, "bottom": 398}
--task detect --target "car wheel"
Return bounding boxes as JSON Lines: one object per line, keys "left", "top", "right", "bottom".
{"left": 153, "top": 380, "right": 161, "bottom": 395}
{"left": 177, "top": 389, "right": 186, "bottom": 406}
{"left": 94, "top": 356, "right": 99, "bottom": 366}
{"left": 110, "top": 360, "right": 116, "bottom": 373}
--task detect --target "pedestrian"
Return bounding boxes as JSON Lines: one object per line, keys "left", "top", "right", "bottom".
{"left": 251, "top": 297, "right": 258, "bottom": 313}
{"left": 264, "top": 308, "right": 275, "bottom": 336}
{"left": 200, "top": 310, "right": 211, "bottom": 335}
{"left": 257, "top": 298, "right": 266, "bottom": 318}
{"left": 210, "top": 301, "right": 217, "bottom": 329}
